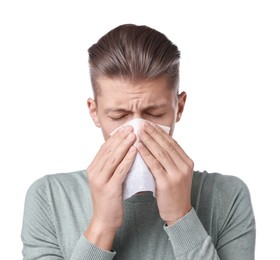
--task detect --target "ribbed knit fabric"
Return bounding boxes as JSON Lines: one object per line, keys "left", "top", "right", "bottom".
{"left": 70, "top": 236, "right": 115, "bottom": 259}
{"left": 164, "top": 208, "right": 208, "bottom": 256}
{"left": 21, "top": 170, "right": 255, "bottom": 259}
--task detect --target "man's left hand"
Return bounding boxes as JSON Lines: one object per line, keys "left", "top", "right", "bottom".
{"left": 137, "top": 121, "right": 194, "bottom": 225}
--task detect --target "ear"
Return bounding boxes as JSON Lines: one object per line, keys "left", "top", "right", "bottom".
{"left": 176, "top": 91, "right": 187, "bottom": 122}
{"left": 87, "top": 98, "right": 101, "bottom": 128}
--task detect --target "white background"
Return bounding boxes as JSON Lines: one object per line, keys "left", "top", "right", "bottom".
{"left": 0, "top": 0, "right": 279, "bottom": 259}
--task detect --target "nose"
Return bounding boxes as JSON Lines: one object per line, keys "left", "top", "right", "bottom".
{"left": 131, "top": 114, "right": 142, "bottom": 121}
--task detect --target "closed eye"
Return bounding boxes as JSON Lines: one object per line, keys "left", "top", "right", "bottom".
{"left": 146, "top": 113, "right": 164, "bottom": 118}
{"left": 109, "top": 114, "right": 128, "bottom": 121}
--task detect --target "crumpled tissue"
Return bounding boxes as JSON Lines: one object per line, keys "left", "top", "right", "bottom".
{"left": 110, "top": 118, "right": 170, "bottom": 200}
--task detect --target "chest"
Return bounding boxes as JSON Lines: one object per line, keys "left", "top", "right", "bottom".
{"left": 112, "top": 201, "right": 176, "bottom": 260}
{"left": 55, "top": 197, "right": 176, "bottom": 259}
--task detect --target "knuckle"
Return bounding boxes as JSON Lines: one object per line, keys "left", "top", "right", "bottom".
{"left": 101, "top": 143, "right": 111, "bottom": 154}
{"left": 109, "top": 156, "right": 117, "bottom": 165}
{"left": 115, "top": 166, "right": 127, "bottom": 177}
{"left": 156, "top": 149, "right": 168, "bottom": 159}
{"left": 182, "top": 164, "right": 191, "bottom": 174}
{"left": 189, "top": 159, "right": 195, "bottom": 169}
{"left": 144, "top": 133, "right": 153, "bottom": 143}
{"left": 164, "top": 140, "right": 174, "bottom": 151}
{"left": 86, "top": 169, "right": 104, "bottom": 189}
{"left": 160, "top": 150, "right": 168, "bottom": 158}
{"left": 159, "top": 179, "right": 171, "bottom": 191}
{"left": 152, "top": 159, "right": 163, "bottom": 171}
{"left": 148, "top": 125, "right": 157, "bottom": 135}
{"left": 182, "top": 159, "right": 194, "bottom": 172}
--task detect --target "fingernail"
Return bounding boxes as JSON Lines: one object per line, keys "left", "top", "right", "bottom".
{"left": 118, "top": 126, "right": 126, "bottom": 133}
{"left": 125, "top": 125, "right": 132, "bottom": 133}
{"left": 127, "top": 133, "right": 134, "bottom": 139}
{"left": 129, "top": 146, "right": 136, "bottom": 153}
{"left": 138, "top": 129, "right": 144, "bottom": 136}
{"left": 144, "top": 121, "right": 153, "bottom": 129}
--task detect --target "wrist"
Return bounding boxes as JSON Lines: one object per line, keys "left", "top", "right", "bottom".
{"left": 165, "top": 206, "right": 192, "bottom": 226}
{"left": 84, "top": 218, "right": 118, "bottom": 251}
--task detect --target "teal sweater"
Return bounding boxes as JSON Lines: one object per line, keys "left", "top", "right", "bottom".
{"left": 21, "top": 170, "right": 255, "bottom": 259}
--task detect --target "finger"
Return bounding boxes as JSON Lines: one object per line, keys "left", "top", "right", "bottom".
{"left": 88, "top": 126, "right": 134, "bottom": 179}
{"left": 154, "top": 123, "right": 193, "bottom": 164}
{"left": 141, "top": 122, "right": 192, "bottom": 165}
{"left": 100, "top": 132, "right": 136, "bottom": 182}
{"left": 136, "top": 142, "right": 166, "bottom": 182}
{"left": 110, "top": 146, "right": 137, "bottom": 185}
{"left": 93, "top": 125, "right": 133, "bottom": 164}
{"left": 138, "top": 127, "right": 180, "bottom": 174}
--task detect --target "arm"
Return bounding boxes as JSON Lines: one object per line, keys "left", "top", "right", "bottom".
{"left": 215, "top": 176, "right": 255, "bottom": 259}
{"left": 138, "top": 122, "right": 255, "bottom": 259}
{"left": 21, "top": 177, "right": 64, "bottom": 259}
{"left": 164, "top": 178, "right": 255, "bottom": 260}
{"left": 21, "top": 178, "right": 116, "bottom": 260}
{"left": 83, "top": 125, "right": 136, "bottom": 251}
{"left": 164, "top": 208, "right": 220, "bottom": 260}
{"left": 22, "top": 125, "right": 137, "bottom": 259}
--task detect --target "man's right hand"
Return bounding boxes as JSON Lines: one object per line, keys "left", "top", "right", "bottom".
{"left": 84, "top": 125, "right": 136, "bottom": 250}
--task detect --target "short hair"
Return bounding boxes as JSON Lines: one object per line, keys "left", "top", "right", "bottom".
{"left": 88, "top": 24, "right": 180, "bottom": 97}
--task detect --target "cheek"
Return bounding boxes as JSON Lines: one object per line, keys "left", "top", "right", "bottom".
{"left": 101, "top": 129, "right": 110, "bottom": 141}
{"left": 98, "top": 118, "right": 114, "bottom": 141}
{"left": 167, "top": 113, "right": 177, "bottom": 137}
{"left": 99, "top": 118, "right": 125, "bottom": 141}
{"left": 162, "top": 112, "right": 177, "bottom": 129}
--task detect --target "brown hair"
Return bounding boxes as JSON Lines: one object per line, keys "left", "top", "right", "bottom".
{"left": 88, "top": 24, "right": 180, "bottom": 97}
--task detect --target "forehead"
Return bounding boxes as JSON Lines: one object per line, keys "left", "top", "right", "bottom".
{"left": 96, "top": 77, "right": 175, "bottom": 103}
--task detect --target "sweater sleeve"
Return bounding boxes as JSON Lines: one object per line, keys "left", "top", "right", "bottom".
{"left": 21, "top": 177, "right": 115, "bottom": 260}
{"left": 164, "top": 208, "right": 220, "bottom": 260}
{"left": 215, "top": 176, "right": 255, "bottom": 260}
{"left": 70, "top": 236, "right": 116, "bottom": 260}
{"left": 164, "top": 176, "right": 255, "bottom": 260}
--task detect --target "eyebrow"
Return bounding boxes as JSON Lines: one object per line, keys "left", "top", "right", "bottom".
{"left": 104, "top": 108, "right": 130, "bottom": 114}
{"left": 105, "top": 104, "right": 168, "bottom": 114}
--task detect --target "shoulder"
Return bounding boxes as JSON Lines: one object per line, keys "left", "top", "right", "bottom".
{"left": 25, "top": 170, "right": 88, "bottom": 200}
{"left": 192, "top": 171, "right": 255, "bottom": 241}
{"left": 193, "top": 170, "right": 254, "bottom": 221}
{"left": 192, "top": 171, "right": 253, "bottom": 222}
{"left": 192, "top": 171, "right": 250, "bottom": 199}
{"left": 212, "top": 172, "right": 251, "bottom": 209}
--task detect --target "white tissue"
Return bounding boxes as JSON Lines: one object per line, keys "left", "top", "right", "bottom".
{"left": 110, "top": 118, "right": 170, "bottom": 200}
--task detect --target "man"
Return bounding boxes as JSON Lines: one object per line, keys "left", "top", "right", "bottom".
{"left": 22, "top": 24, "right": 255, "bottom": 259}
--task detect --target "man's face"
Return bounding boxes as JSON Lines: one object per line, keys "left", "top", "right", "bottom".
{"left": 88, "top": 77, "right": 186, "bottom": 140}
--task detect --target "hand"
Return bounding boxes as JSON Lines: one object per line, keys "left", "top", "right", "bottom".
{"left": 137, "top": 122, "right": 194, "bottom": 225}
{"left": 85, "top": 125, "right": 137, "bottom": 250}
